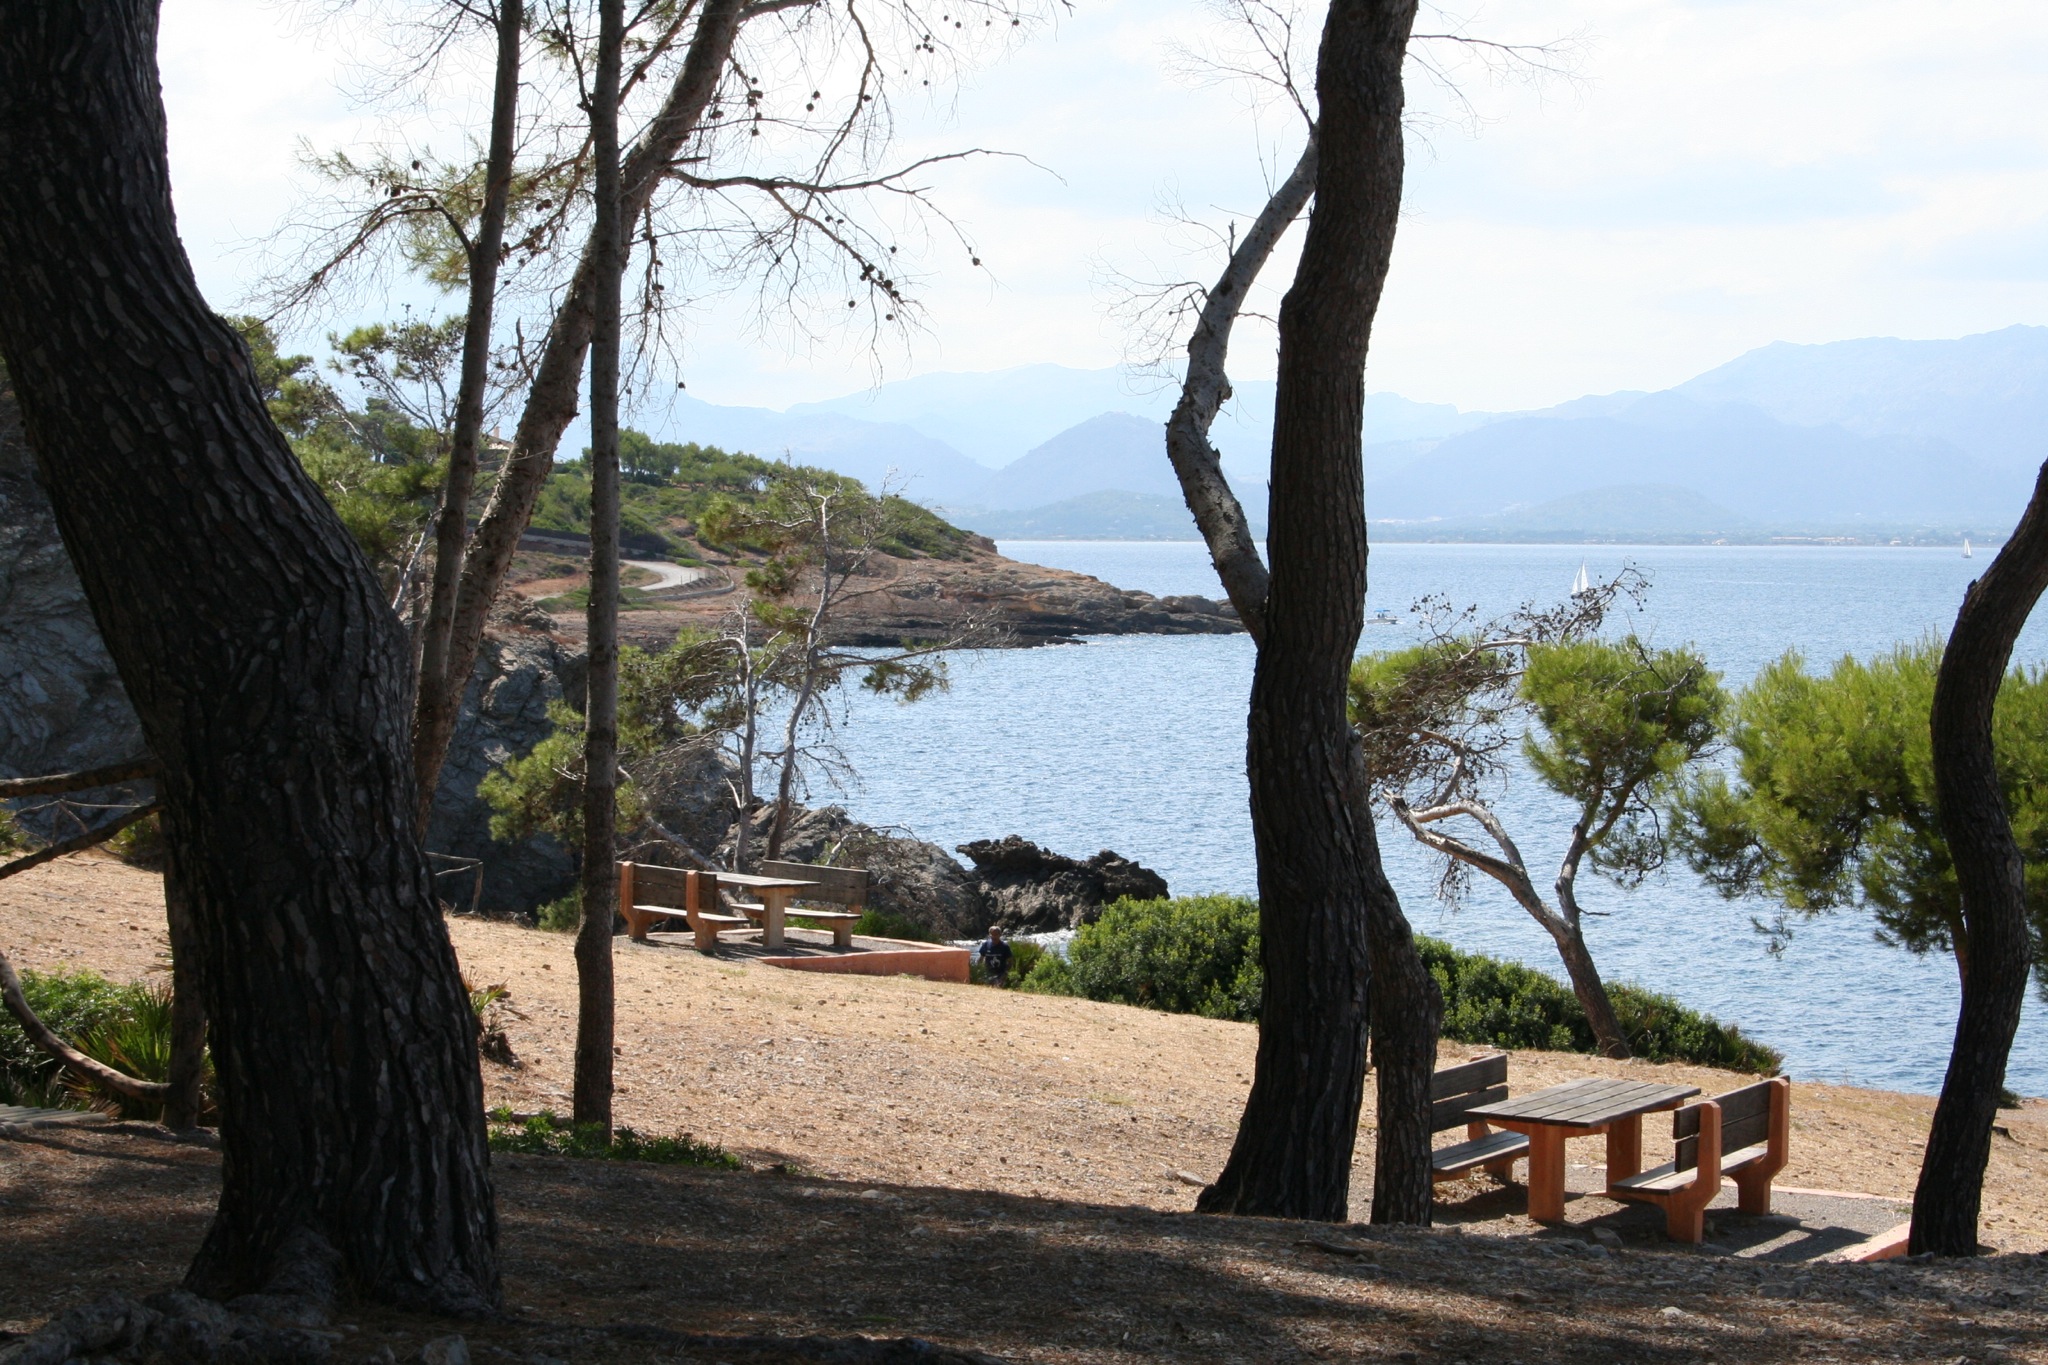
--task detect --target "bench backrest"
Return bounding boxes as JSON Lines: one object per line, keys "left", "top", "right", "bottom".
{"left": 1430, "top": 1053, "right": 1509, "bottom": 1134}
{"left": 758, "top": 860, "right": 869, "bottom": 909}
{"left": 619, "top": 861, "right": 718, "bottom": 912}
{"left": 1676, "top": 1077, "right": 1786, "bottom": 1169}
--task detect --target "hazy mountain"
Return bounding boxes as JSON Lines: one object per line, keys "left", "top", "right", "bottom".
{"left": 782, "top": 364, "right": 1476, "bottom": 470}
{"left": 959, "top": 491, "right": 1251, "bottom": 541}
{"left": 1372, "top": 484, "right": 1753, "bottom": 542}
{"left": 659, "top": 393, "right": 991, "bottom": 504}
{"left": 1674, "top": 325, "right": 2048, "bottom": 471}
{"left": 650, "top": 327, "right": 2048, "bottom": 541}
{"left": 1369, "top": 391, "right": 2016, "bottom": 528}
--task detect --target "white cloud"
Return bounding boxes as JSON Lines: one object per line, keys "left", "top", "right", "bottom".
{"left": 157, "top": 0, "right": 2048, "bottom": 415}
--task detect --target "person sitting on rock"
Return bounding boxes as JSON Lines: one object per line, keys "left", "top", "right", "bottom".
{"left": 974, "top": 925, "right": 1014, "bottom": 987}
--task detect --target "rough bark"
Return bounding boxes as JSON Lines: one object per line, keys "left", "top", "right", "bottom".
{"left": 162, "top": 845, "right": 208, "bottom": 1130}
{"left": 1363, "top": 817, "right": 1441, "bottom": 1224}
{"left": 573, "top": 0, "right": 625, "bottom": 1137}
{"left": 414, "top": 0, "right": 524, "bottom": 824}
{"left": 411, "top": 0, "right": 747, "bottom": 810}
{"left": 1197, "top": 0, "right": 1420, "bottom": 1222}
{"left": 0, "top": 1, "right": 498, "bottom": 1310}
{"left": 1913, "top": 461, "right": 2048, "bottom": 1255}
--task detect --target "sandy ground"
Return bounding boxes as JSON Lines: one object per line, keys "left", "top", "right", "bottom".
{"left": 7, "top": 854, "right": 2048, "bottom": 1362}
{"left": 8, "top": 854, "right": 2042, "bottom": 1249}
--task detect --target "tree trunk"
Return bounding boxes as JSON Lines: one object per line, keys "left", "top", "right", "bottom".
{"left": 1364, "top": 829, "right": 1441, "bottom": 1224}
{"left": 163, "top": 848, "right": 208, "bottom": 1131}
{"left": 413, "top": 0, "right": 523, "bottom": 825}
{"left": 573, "top": 0, "right": 625, "bottom": 1138}
{"left": 1197, "top": 0, "right": 1419, "bottom": 1222}
{"left": 1550, "top": 919, "right": 1630, "bottom": 1060}
{"left": 0, "top": 1, "right": 498, "bottom": 1310}
{"left": 410, "top": 0, "right": 747, "bottom": 811}
{"left": 1914, "top": 461, "right": 2048, "bottom": 1256}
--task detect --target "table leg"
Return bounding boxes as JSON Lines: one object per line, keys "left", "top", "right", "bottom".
{"left": 1526, "top": 1126, "right": 1567, "bottom": 1222}
{"left": 1605, "top": 1115, "right": 1644, "bottom": 1187}
{"left": 761, "top": 890, "right": 786, "bottom": 949}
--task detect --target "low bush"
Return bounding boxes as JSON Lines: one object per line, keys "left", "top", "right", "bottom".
{"left": 536, "top": 893, "right": 581, "bottom": 933}
{"left": 486, "top": 1108, "right": 740, "bottom": 1166}
{"left": 0, "top": 968, "right": 211, "bottom": 1117}
{"left": 1023, "top": 895, "right": 1779, "bottom": 1072}
{"left": 1024, "top": 895, "right": 1261, "bottom": 1021}
{"left": 846, "top": 908, "right": 937, "bottom": 943}
{"left": 1419, "top": 938, "right": 1780, "bottom": 1073}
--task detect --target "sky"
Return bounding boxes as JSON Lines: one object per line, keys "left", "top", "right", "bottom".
{"left": 158, "top": 0, "right": 2048, "bottom": 416}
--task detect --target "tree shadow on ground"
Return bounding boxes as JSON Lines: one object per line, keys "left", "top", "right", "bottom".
{"left": 3, "top": 1128, "right": 2043, "bottom": 1364}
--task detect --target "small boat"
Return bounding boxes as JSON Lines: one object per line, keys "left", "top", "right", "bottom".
{"left": 1368, "top": 608, "right": 1399, "bottom": 626}
{"left": 1571, "top": 562, "right": 1591, "bottom": 596}
{"left": 1964, "top": 538, "right": 1973, "bottom": 559}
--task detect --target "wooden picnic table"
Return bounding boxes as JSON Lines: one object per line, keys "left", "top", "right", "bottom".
{"left": 1468, "top": 1077, "right": 1702, "bottom": 1221}
{"left": 716, "top": 871, "right": 821, "bottom": 950}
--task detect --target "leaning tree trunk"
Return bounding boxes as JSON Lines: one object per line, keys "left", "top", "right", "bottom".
{"left": 0, "top": 1, "right": 498, "bottom": 1310}
{"left": 1548, "top": 919, "right": 1630, "bottom": 1060}
{"left": 1913, "top": 462, "right": 2048, "bottom": 1255}
{"left": 413, "top": 0, "right": 524, "bottom": 825}
{"left": 573, "top": 0, "right": 625, "bottom": 1138}
{"left": 410, "top": 0, "right": 747, "bottom": 811}
{"left": 1197, "top": 0, "right": 1420, "bottom": 1221}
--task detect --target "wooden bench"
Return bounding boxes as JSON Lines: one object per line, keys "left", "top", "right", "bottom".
{"left": 732, "top": 860, "right": 868, "bottom": 949}
{"left": 616, "top": 862, "right": 747, "bottom": 952}
{"left": 1430, "top": 1053, "right": 1530, "bottom": 1183}
{"left": 1609, "top": 1077, "right": 1790, "bottom": 1242}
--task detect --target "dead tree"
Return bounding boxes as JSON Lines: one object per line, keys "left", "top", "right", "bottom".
{"left": 0, "top": 1, "right": 497, "bottom": 1310}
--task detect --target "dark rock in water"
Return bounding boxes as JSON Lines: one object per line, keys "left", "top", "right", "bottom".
{"left": 0, "top": 372, "right": 155, "bottom": 834}
{"left": 956, "top": 834, "right": 1170, "bottom": 931}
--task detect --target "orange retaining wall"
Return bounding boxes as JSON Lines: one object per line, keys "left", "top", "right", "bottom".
{"left": 759, "top": 940, "right": 970, "bottom": 983}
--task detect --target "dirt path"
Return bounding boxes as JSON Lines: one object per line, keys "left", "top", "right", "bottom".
{"left": 6, "top": 853, "right": 2046, "bottom": 1252}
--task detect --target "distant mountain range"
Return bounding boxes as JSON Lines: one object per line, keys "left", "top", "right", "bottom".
{"left": 645, "top": 326, "right": 2048, "bottom": 542}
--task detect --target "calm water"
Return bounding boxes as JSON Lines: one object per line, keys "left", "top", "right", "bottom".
{"left": 820, "top": 540, "right": 2048, "bottom": 1096}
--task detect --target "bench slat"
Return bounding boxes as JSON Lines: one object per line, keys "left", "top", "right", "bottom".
{"left": 1611, "top": 1161, "right": 1693, "bottom": 1195}
{"left": 1431, "top": 1130, "right": 1529, "bottom": 1175}
{"left": 758, "top": 860, "right": 869, "bottom": 908}
{"left": 1431, "top": 1085, "right": 1509, "bottom": 1134}
{"left": 1430, "top": 1053, "right": 1508, "bottom": 1101}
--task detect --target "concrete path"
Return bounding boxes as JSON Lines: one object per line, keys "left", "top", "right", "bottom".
{"left": 624, "top": 559, "right": 715, "bottom": 592}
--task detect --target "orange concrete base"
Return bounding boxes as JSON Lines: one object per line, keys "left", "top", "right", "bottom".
{"left": 1836, "top": 1219, "right": 1914, "bottom": 1263}
{"left": 759, "top": 939, "right": 971, "bottom": 983}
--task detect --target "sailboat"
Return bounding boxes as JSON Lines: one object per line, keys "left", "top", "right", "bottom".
{"left": 1571, "top": 562, "right": 1591, "bottom": 596}
{"left": 1964, "top": 538, "right": 1973, "bottom": 559}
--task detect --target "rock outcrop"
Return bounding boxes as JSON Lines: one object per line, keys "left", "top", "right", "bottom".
{"left": 0, "top": 372, "right": 154, "bottom": 834}
{"left": 422, "top": 599, "right": 587, "bottom": 915}
{"left": 956, "top": 835, "right": 1171, "bottom": 931}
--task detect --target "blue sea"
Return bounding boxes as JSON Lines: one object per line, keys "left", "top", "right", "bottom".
{"left": 821, "top": 540, "right": 2048, "bottom": 1097}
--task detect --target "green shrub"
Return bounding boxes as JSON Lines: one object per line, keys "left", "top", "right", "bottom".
{"left": 536, "top": 893, "right": 581, "bottom": 933}
{"left": 0, "top": 969, "right": 212, "bottom": 1117}
{"left": 486, "top": 1108, "right": 740, "bottom": 1166}
{"left": 1024, "top": 895, "right": 1262, "bottom": 1021}
{"left": 846, "top": 908, "right": 937, "bottom": 943}
{"left": 1418, "top": 936, "right": 1779, "bottom": 1072}
{"left": 1021, "top": 896, "right": 1779, "bottom": 1073}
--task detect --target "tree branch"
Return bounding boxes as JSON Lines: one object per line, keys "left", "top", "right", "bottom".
{"left": 0, "top": 759, "right": 157, "bottom": 799}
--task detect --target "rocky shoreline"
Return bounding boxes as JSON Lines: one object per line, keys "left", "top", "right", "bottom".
{"left": 516, "top": 538, "right": 1245, "bottom": 649}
